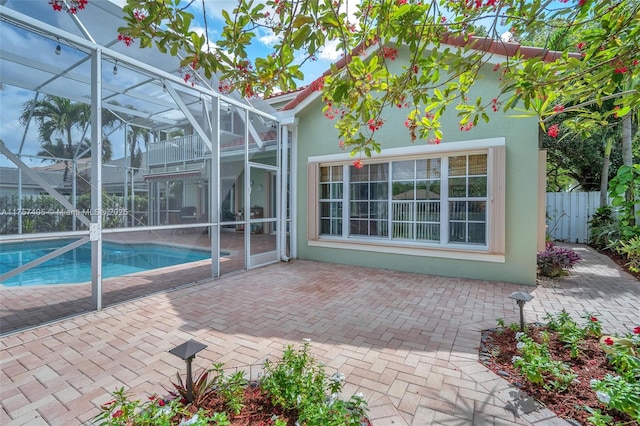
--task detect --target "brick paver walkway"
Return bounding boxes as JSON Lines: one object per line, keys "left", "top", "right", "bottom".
{"left": 1, "top": 244, "right": 638, "bottom": 425}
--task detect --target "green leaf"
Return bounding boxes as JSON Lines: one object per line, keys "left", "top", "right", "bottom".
{"left": 292, "top": 14, "right": 314, "bottom": 28}
{"left": 292, "top": 26, "right": 312, "bottom": 49}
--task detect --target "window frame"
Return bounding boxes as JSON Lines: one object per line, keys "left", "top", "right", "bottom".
{"left": 307, "top": 138, "right": 506, "bottom": 262}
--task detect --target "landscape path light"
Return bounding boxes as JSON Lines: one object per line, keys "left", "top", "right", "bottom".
{"left": 169, "top": 339, "right": 207, "bottom": 403}
{"left": 507, "top": 291, "right": 534, "bottom": 332}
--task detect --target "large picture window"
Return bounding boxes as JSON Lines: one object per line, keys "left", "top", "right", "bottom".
{"left": 311, "top": 142, "right": 505, "bottom": 254}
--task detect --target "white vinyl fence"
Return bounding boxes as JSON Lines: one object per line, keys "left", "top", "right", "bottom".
{"left": 546, "top": 192, "right": 608, "bottom": 243}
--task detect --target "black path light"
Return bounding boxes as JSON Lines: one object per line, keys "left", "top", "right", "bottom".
{"left": 169, "top": 339, "right": 207, "bottom": 403}
{"left": 507, "top": 291, "right": 535, "bottom": 332}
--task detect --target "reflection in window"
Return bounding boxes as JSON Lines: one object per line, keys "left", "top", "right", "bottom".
{"left": 448, "top": 155, "right": 487, "bottom": 244}
{"left": 349, "top": 164, "right": 388, "bottom": 237}
{"left": 391, "top": 159, "right": 441, "bottom": 241}
{"left": 319, "top": 165, "right": 343, "bottom": 235}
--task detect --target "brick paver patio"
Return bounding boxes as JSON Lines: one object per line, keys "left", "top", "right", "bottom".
{"left": 1, "top": 244, "right": 638, "bottom": 425}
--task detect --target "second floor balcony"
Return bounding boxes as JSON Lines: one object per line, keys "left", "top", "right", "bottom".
{"left": 147, "top": 135, "right": 207, "bottom": 166}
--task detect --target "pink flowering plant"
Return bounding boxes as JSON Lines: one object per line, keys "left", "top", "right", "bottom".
{"left": 494, "top": 311, "right": 640, "bottom": 423}
{"left": 94, "top": 341, "right": 368, "bottom": 425}
{"left": 590, "top": 326, "right": 640, "bottom": 423}
{"left": 94, "top": 387, "right": 222, "bottom": 425}
{"left": 543, "top": 310, "right": 602, "bottom": 358}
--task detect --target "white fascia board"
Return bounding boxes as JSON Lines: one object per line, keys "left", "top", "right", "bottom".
{"left": 309, "top": 137, "right": 505, "bottom": 163}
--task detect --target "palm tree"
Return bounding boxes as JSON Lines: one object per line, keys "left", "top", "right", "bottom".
{"left": 20, "top": 95, "right": 117, "bottom": 180}
{"left": 37, "top": 137, "right": 113, "bottom": 164}
{"left": 127, "top": 124, "right": 151, "bottom": 171}
{"left": 21, "top": 96, "right": 89, "bottom": 181}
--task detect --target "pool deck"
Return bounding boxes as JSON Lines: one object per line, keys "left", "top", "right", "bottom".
{"left": 1, "top": 230, "right": 275, "bottom": 333}
{"left": 1, "top": 244, "right": 638, "bottom": 425}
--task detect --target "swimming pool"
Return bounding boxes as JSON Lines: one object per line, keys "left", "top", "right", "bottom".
{"left": 1, "top": 239, "right": 212, "bottom": 287}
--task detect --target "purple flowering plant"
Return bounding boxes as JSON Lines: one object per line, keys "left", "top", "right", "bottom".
{"left": 537, "top": 242, "right": 581, "bottom": 277}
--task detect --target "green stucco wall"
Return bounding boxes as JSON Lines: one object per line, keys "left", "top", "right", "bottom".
{"left": 294, "top": 58, "right": 541, "bottom": 285}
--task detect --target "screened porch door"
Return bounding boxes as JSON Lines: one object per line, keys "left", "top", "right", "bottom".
{"left": 248, "top": 165, "right": 278, "bottom": 268}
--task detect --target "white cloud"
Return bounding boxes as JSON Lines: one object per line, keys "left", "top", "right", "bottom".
{"left": 258, "top": 30, "right": 280, "bottom": 47}
{"left": 317, "top": 39, "right": 344, "bottom": 62}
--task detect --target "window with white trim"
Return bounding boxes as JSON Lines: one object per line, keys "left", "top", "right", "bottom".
{"left": 319, "top": 165, "right": 344, "bottom": 235}
{"left": 313, "top": 148, "right": 502, "bottom": 251}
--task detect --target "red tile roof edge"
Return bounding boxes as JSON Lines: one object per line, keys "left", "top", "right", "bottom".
{"left": 280, "top": 36, "right": 581, "bottom": 111}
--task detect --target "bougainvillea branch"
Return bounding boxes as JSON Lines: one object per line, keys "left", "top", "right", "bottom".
{"left": 68, "top": 0, "right": 640, "bottom": 159}
{"left": 49, "top": 0, "right": 88, "bottom": 14}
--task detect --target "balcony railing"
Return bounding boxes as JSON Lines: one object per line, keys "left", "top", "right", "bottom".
{"left": 148, "top": 135, "right": 207, "bottom": 166}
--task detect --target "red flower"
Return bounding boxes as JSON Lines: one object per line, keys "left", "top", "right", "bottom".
{"left": 547, "top": 124, "right": 560, "bottom": 138}
{"left": 604, "top": 337, "right": 614, "bottom": 346}
{"left": 382, "top": 47, "right": 398, "bottom": 61}
{"left": 460, "top": 122, "right": 474, "bottom": 132}
{"left": 578, "top": 0, "right": 586, "bottom": 5}
{"left": 112, "top": 409, "right": 124, "bottom": 418}
{"left": 614, "top": 66, "right": 628, "bottom": 74}
{"left": 576, "top": 42, "right": 586, "bottom": 50}
{"left": 158, "top": 399, "right": 165, "bottom": 406}
{"left": 367, "top": 118, "right": 383, "bottom": 132}
{"left": 553, "top": 105, "right": 565, "bottom": 113}
{"left": 590, "top": 316, "right": 598, "bottom": 322}
{"left": 613, "top": 106, "right": 621, "bottom": 118}
{"left": 117, "top": 34, "right": 134, "bottom": 46}
{"left": 311, "top": 77, "right": 324, "bottom": 92}
{"left": 353, "top": 159, "right": 364, "bottom": 169}
{"left": 100, "top": 400, "right": 115, "bottom": 409}
{"left": 634, "top": 326, "right": 640, "bottom": 334}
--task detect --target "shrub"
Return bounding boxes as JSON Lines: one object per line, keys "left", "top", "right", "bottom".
{"left": 537, "top": 242, "right": 581, "bottom": 277}
{"left": 94, "top": 342, "right": 368, "bottom": 426}
{"left": 261, "top": 341, "right": 368, "bottom": 425}
{"left": 613, "top": 235, "right": 640, "bottom": 273}
{"left": 608, "top": 165, "right": 640, "bottom": 239}
{"left": 588, "top": 206, "right": 620, "bottom": 249}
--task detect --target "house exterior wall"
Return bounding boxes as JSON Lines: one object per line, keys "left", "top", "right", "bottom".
{"left": 293, "top": 59, "right": 541, "bottom": 285}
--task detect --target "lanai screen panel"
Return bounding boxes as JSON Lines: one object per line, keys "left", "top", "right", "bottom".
{"left": 0, "top": 1, "right": 283, "bottom": 333}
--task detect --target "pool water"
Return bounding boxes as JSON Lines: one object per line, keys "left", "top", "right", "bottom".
{"left": 1, "top": 239, "right": 211, "bottom": 287}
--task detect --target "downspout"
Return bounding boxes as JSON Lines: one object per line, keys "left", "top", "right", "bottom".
{"left": 280, "top": 124, "right": 289, "bottom": 262}
{"left": 290, "top": 122, "right": 298, "bottom": 258}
